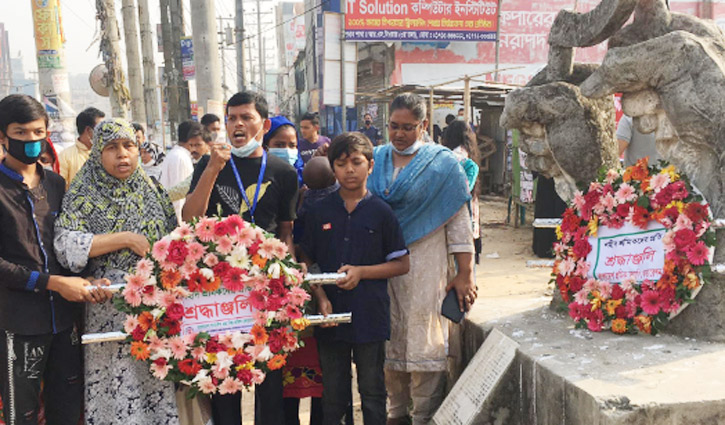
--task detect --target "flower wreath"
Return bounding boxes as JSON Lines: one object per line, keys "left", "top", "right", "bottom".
{"left": 552, "top": 159, "right": 716, "bottom": 335}
{"left": 113, "top": 215, "right": 311, "bottom": 396}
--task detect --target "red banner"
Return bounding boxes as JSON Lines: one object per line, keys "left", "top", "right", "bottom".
{"left": 344, "top": 0, "right": 498, "bottom": 42}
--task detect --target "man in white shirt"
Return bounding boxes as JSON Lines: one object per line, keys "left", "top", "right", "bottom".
{"left": 159, "top": 121, "right": 204, "bottom": 222}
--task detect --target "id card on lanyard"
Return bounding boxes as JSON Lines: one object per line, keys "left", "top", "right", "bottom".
{"left": 230, "top": 151, "right": 267, "bottom": 224}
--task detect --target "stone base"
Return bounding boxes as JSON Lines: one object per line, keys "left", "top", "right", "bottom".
{"left": 455, "top": 306, "right": 725, "bottom": 425}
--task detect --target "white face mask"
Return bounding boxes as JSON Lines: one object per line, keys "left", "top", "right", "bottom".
{"left": 392, "top": 140, "right": 423, "bottom": 156}
{"left": 230, "top": 127, "right": 264, "bottom": 158}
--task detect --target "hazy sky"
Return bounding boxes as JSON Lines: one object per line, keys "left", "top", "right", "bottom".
{"left": 5, "top": 0, "right": 276, "bottom": 78}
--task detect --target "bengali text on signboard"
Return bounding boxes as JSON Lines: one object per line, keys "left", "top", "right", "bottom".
{"left": 181, "top": 289, "right": 255, "bottom": 337}
{"left": 344, "top": 0, "right": 498, "bottom": 42}
{"left": 586, "top": 222, "right": 666, "bottom": 284}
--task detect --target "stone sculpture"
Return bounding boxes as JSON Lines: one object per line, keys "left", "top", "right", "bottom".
{"left": 501, "top": 0, "right": 725, "bottom": 340}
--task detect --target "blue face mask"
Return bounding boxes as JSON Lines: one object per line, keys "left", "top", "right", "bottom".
{"left": 7, "top": 137, "right": 44, "bottom": 164}
{"left": 392, "top": 140, "right": 423, "bottom": 156}
{"left": 268, "top": 148, "right": 298, "bottom": 166}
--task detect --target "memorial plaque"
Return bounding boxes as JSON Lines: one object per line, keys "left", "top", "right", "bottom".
{"left": 432, "top": 329, "right": 519, "bottom": 425}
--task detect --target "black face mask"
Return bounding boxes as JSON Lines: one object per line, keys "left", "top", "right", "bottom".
{"left": 365, "top": 120, "right": 372, "bottom": 126}
{"left": 6, "top": 137, "right": 44, "bottom": 165}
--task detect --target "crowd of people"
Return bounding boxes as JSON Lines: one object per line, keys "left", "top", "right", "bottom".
{"left": 0, "top": 90, "right": 480, "bottom": 425}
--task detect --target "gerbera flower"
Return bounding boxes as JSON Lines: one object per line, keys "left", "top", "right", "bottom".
{"left": 248, "top": 290, "right": 268, "bottom": 311}
{"left": 168, "top": 336, "right": 189, "bottom": 360}
{"left": 614, "top": 183, "right": 636, "bottom": 204}
{"left": 636, "top": 315, "right": 652, "bottom": 334}
{"left": 197, "top": 376, "right": 217, "bottom": 394}
{"left": 252, "top": 254, "right": 268, "bottom": 269}
{"left": 267, "top": 354, "right": 287, "bottom": 370}
{"left": 151, "top": 239, "right": 170, "bottom": 262}
{"left": 223, "top": 215, "right": 245, "bottom": 234}
{"left": 186, "top": 271, "right": 207, "bottom": 293}
{"left": 216, "top": 236, "right": 234, "bottom": 254}
{"left": 611, "top": 318, "right": 628, "bottom": 334}
{"left": 150, "top": 359, "right": 172, "bottom": 379}
{"left": 631, "top": 206, "right": 650, "bottom": 229}
{"left": 130, "top": 341, "right": 151, "bottom": 360}
{"left": 135, "top": 258, "right": 154, "bottom": 278}
{"left": 291, "top": 318, "right": 310, "bottom": 331}
{"left": 160, "top": 269, "right": 182, "bottom": 289}
{"left": 195, "top": 218, "right": 217, "bottom": 242}
{"left": 686, "top": 241, "right": 709, "bottom": 266}
{"left": 639, "top": 291, "right": 661, "bottom": 315}
{"left": 187, "top": 242, "right": 207, "bottom": 262}
{"left": 218, "top": 377, "right": 243, "bottom": 395}
{"left": 124, "top": 315, "right": 140, "bottom": 333}
{"left": 203, "top": 276, "right": 222, "bottom": 292}
{"left": 203, "top": 253, "right": 220, "bottom": 267}
{"left": 222, "top": 268, "right": 247, "bottom": 292}
{"left": 122, "top": 287, "right": 142, "bottom": 307}
{"left": 250, "top": 324, "right": 268, "bottom": 345}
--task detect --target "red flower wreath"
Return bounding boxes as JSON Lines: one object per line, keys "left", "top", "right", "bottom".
{"left": 552, "top": 158, "right": 715, "bottom": 335}
{"left": 114, "top": 215, "right": 311, "bottom": 396}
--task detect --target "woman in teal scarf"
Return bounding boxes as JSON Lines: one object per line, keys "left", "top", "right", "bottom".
{"left": 367, "top": 94, "right": 478, "bottom": 425}
{"left": 54, "top": 118, "right": 179, "bottom": 425}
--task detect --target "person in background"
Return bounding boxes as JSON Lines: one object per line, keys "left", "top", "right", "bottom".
{"left": 300, "top": 132, "right": 409, "bottom": 425}
{"left": 358, "top": 112, "right": 381, "bottom": 146}
{"left": 187, "top": 128, "right": 209, "bottom": 164}
{"left": 59, "top": 107, "right": 105, "bottom": 189}
{"left": 201, "top": 113, "right": 222, "bottom": 137}
{"left": 159, "top": 120, "right": 201, "bottom": 222}
{"left": 286, "top": 156, "right": 341, "bottom": 425}
{"left": 54, "top": 118, "right": 178, "bottom": 425}
{"left": 140, "top": 142, "right": 164, "bottom": 182}
{"left": 264, "top": 115, "right": 304, "bottom": 187}
{"left": 132, "top": 122, "right": 145, "bottom": 145}
{"left": 0, "top": 94, "right": 111, "bottom": 425}
{"left": 183, "top": 91, "right": 299, "bottom": 425}
{"left": 616, "top": 114, "right": 660, "bottom": 166}
{"left": 298, "top": 112, "right": 331, "bottom": 164}
{"left": 368, "top": 93, "right": 476, "bottom": 425}
{"left": 441, "top": 114, "right": 456, "bottom": 142}
{"left": 38, "top": 139, "right": 60, "bottom": 174}
{"left": 441, "top": 120, "right": 482, "bottom": 264}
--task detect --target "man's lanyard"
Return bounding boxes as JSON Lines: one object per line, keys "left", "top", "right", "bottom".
{"left": 230, "top": 151, "right": 267, "bottom": 224}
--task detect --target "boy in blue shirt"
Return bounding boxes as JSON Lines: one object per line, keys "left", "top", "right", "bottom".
{"left": 300, "top": 132, "right": 410, "bottom": 425}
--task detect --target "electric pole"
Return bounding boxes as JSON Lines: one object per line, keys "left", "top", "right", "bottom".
{"left": 256, "top": 0, "right": 264, "bottom": 89}
{"left": 170, "top": 0, "right": 191, "bottom": 121}
{"left": 30, "top": 0, "right": 74, "bottom": 143}
{"left": 137, "top": 0, "right": 160, "bottom": 140}
{"left": 191, "top": 0, "right": 223, "bottom": 117}
{"left": 248, "top": 36, "right": 255, "bottom": 85}
{"left": 121, "top": 0, "right": 146, "bottom": 124}
{"left": 97, "top": 0, "right": 130, "bottom": 118}
{"left": 160, "top": 0, "right": 179, "bottom": 141}
{"left": 235, "top": 0, "right": 246, "bottom": 91}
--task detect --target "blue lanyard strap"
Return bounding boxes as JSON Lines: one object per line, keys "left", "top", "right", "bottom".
{"left": 230, "top": 151, "right": 267, "bottom": 224}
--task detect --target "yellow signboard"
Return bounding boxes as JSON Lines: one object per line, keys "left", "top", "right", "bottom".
{"left": 32, "top": 0, "right": 64, "bottom": 69}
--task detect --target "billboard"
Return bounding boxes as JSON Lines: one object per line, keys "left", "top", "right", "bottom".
{"left": 344, "top": 0, "right": 498, "bottom": 42}
{"left": 32, "top": 0, "right": 65, "bottom": 69}
{"left": 180, "top": 36, "right": 195, "bottom": 80}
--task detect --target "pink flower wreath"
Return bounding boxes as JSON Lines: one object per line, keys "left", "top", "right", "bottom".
{"left": 113, "top": 215, "right": 311, "bottom": 396}
{"left": 552, "top": 159, "right": 715, "bottom": 335}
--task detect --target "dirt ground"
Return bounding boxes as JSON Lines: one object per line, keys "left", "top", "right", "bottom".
{"left": 242, "top": 197, "right": 553, "bottom": 424}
